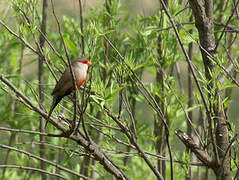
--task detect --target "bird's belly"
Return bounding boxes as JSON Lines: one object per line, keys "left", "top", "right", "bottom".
{"left": 74, "top": 69, "right": 87, "bottom": 85}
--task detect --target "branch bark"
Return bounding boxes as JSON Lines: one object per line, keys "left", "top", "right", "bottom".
{"left": 175, "top": 130, "right": 215, "bottom": 168}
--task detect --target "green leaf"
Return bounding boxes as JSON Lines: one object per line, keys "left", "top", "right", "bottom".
{"left": 91, "top": 95, "right": 105, "bottom": 104}
{"left": 179, "top": 29, "right": 195, "bottom": 44}
{"left": 90, "top": 21, "right": 102, "bottom": 36}
{"left": 219, "top": 83, "right": 236, "bottom": 91}
{"left": 105, "top": 86, "right": 125, "bottom": 101}
{"left": 132, "top": 63, "right": 145, "bottom": 71}
{"left": 64, "top": 37, "right": 78, "bottom": 55}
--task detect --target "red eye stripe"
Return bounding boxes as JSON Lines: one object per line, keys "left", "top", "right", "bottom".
{"left": 79, "top": 60, "right": 92, "bottom": 66}
{"left": 80, "top": 60, "right": 88, "bottom": 64}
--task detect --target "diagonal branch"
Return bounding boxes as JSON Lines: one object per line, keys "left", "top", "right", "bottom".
{"left": 0, "top": 19, "right": 39, "bottom": 55}
{"left": 175, "top": 130, "right": 216, "bottom": 169}
{"left": 0, "top": 165, "right": 67, "bottom": 180}
{"left": 93, "top": 101, "right": 165, "bottom": 180}
{"left": 0, "top": 144, "right": 89, "bottom": 179}
{"left": 0, "top": 75, "right": 128, "bottom": 180}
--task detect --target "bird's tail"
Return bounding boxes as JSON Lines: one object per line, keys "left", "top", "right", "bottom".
{"left": 45, "top": 96, "right": 62, "bottom": 128}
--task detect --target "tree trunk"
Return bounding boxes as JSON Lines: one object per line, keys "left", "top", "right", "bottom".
{"left": 189, "top": 0, "right": 231, "bottom": 179}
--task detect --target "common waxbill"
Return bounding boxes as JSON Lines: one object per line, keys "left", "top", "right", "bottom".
{"left": 46, "top": 58, "right": 92, "bottom": 127}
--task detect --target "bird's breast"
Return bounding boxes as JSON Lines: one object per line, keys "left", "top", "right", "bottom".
{"left": 74, "top": 67, "right": 87, "bottom": 85}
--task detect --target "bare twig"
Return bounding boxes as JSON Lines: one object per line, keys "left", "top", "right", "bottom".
{"left": 103, "top": 35, "right": 167, "bottom": 179}
{"left": 214, "top": 0, "right": 239, "bottom": 51}
{"left": 0, "top": 127, "right": 49, "bottom": 136}
{"left": 78, "top": 0, "right": 85, "bottom": 55}
{"left": 17, "top": 141, "right": 89, "bottom": 157}
{"left": 0, "top": 19, "right": 39, "bottom": 55}
{"left": 0, "top": 165, "right": 68, "bottom": 180}
{"left": 0, "top": 144, "right": 90, "bottom": 179}
{"left": 175, "top": 130, "right": 215, "bottom": 169}
{"left": 93, "top": 101, "right": 164, "bottom": 180}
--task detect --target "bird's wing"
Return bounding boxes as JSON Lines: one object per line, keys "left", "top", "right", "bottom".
{"left": 51, "top": 68, "right": 72, "bottom": 96}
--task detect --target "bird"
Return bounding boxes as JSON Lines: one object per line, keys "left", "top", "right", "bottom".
{"left": 46, "top": 58, "right": 92, "bottom": 128}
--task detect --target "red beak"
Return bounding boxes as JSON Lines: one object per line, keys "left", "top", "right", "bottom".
{"left": 87, "top": 61, "right": 92, "bottom": 66}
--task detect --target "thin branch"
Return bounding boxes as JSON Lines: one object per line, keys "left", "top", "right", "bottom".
{"left": 105, "top": 43, "right": 173, "bottom": 176}
{"left": 0, "top": 165, "right": 67, "bottom": 180}
{"left": 103, "top": 33, "right": 168, "bottom": 179}
{"left": 175, "top": 130, "right": 215, "bottom": 169}
{"left": 17, "top": 141, "right": 89, "bottom": 157}
{"left": 166, "top": 79, "right": 203, "bottom": 146}
{"left": 1, "top": 13, "right": 58, "bottom": 82}
{"left": 93, "top": 101, "right": 164, "bottom": 180}
{"left": 78, "top": 0, "right": 85, "bottom": 55}
{"left": 0, "top": 144, "right": 90, "bottom": 179}
{"left": 0, "top": 127, "right": 49, "bottom": 136}
{"left": 214, "top": 0, "right": 239, "bottom": 51}
{"left": 105, "top": 36, "right": 167, "bottom": 129}
{"left": 177, "top": 21, "right": 239, "bottom": 88}
{"left": 0, "top": 19, "right": 39, "bottom": 55}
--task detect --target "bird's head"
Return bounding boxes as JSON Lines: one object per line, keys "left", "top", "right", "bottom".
{"left": 76, "top": 58, "right": 92, "bottom": 66}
